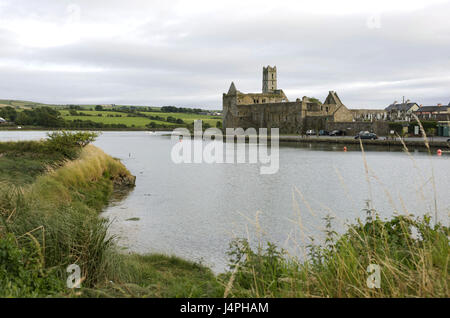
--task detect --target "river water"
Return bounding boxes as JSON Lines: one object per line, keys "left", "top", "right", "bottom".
{"left": 1, "top": 131, "right": 449, "bottom": 272}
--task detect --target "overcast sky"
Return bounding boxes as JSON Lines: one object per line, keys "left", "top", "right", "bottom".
{"left": 0, "top": 0, "right": 449, "bottom": 109}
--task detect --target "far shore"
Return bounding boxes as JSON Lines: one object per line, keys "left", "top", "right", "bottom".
{"left": 273, "top": 135, "right": 450, "bottom": 150}
{"left": 0, "top": 126, "right": 172, "bottom": 131}
{"left": 1, "top": 126, "right": 449, "bottom": 150}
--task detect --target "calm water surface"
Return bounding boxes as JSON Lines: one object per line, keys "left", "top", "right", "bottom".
{"left": 1, "top": 131, "right": 449, "bottom": 272}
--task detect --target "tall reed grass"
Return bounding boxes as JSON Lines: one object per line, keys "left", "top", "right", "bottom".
{"left": 221, "top": 211, "right": 448, "bottom": 297}
{"left": 220, "top": 123, "right": 449, "bottom": 298}
{"left": 0, "top": 144, "right": 134, "bottom": 296}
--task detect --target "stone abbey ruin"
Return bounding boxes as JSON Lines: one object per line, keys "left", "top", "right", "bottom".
{"left": 223, "top": 66, "right": 358, "bottom": 134}
{"left": 221, "top": 66, "right": 440, "bottom": 136}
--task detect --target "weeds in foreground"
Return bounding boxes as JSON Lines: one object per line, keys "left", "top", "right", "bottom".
{"left": 0, "top": 133, "right": 132, "bottom": 296}
{"left": 221, "top": 210, "right": 449, "bottom": 297}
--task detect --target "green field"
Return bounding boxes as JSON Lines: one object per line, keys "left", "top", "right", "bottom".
{"left": 59, "top": 110, "right": 175, "bottom": 127}
{"left": 140, "top": 111, "right": 221, "bottom": 125}
{"left": 61, "top": 110, "right": 221, "bottom": 128}
{"left": 0, "top": 99, "right": 53, "bottom": 109}
{"left": 0, "top": 100, "right": 123, "bottom": 111}
{"left": 1, "top": 99, "right": 222, "bottom": 128}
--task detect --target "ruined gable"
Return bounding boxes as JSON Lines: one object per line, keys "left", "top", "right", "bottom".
{"left": 322, "top": 91, "right": 353, "bottom": 122}
{"left": 227, "top": 82, "right": 237, "bottom": 95}
{"left": 324, "top": 91, "right": 343, "bottom": 106}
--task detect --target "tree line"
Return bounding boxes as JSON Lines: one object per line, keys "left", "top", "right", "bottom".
{"left": 0, "top": 106, "right": 222, "bottom": 129}
{"left": 1, "top": 106, "right": 64, "bottom": 127}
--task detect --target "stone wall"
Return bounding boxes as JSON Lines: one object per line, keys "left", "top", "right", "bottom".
{"left": 231, "top": 101, "right": 304, "bottom": 134}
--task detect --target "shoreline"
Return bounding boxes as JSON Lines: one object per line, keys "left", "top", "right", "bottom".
{"left": 2, "top": 127, "right": 448, "bottom": 150}
{"left": 0, "top": 126, "right": 171, "bottom": 131}
{"left": 205, "top": 134, "right": 449, "bottom": 150}
{"left": 274, "top": 135, "right": 450, "bottom": 150}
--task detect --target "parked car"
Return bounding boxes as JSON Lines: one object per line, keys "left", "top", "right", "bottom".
{"left": 355, "top": 131, "right": 378, "bottom": 140}
{"left": 306, "top": 129, "right": 316, "bottom": 136}
{"left": 329, "top": 130, "right": 345, "bottom": 136}
{"left": 319, "top": 130, "right": 329, "bottom": 136}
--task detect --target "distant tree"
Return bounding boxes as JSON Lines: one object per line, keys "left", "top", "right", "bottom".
{"left": 95, "top": 105, "right": 103, "bottom": 111}
{"left": 161, "top": 106, "right": 178, "bottom": 113}
{"left": 15, "top": 112, "right": 33, "bottom": 125}
{"left": 160, "top": 106, "right": 206, "bottom": 114}
{"left": 166, "top": 116, "right": 177, "bottom": 123}
{"left": 34, "top": 107, "right": 64, "bottom": 127}
{"left": 0, "top": 106, "right": 17, "bottom": 121}
{"left": 13, "top": 107, "right": 64, "bottom": 127}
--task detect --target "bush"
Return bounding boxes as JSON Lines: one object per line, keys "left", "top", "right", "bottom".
{"left": 388, "top": 122, "right": 404, "bottom": 134}
{"left": 46, "top": 131, "right": 98, "bottom": 159}
{"left": 166, "top": 116, "right": 177, "bottom": 123}
{"left": 408, "top": 121, "right": 437, "bottom": 135}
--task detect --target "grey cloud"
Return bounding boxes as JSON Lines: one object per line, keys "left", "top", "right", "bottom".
{"left": 0, "top": 0, "right": 449, "bottom": 109}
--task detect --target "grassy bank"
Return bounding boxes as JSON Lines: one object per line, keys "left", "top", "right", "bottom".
{"left": 0, "top": 134, "right": 221, "bottom": 297}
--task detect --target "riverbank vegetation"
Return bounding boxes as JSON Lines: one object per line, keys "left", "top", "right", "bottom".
{"left": 0, "top": 132, "right": 220, "bottom": 297}
{"left": 0, "top": 132, "right": 122, "bottom": 296}
{"left": 389, "top": 120, "right": 439, "bottom": 136}
{"left": 0, "top": 132, "right": 447, "bottom": 297}
{"left": 221, "top": 211, "right": 448, "bottom": 297}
